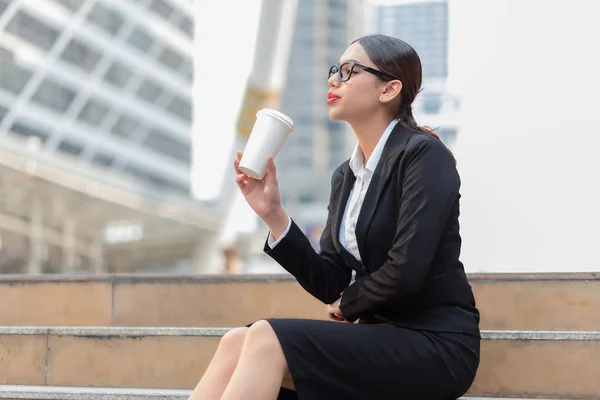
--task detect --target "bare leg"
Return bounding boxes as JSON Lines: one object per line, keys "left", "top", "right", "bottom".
{"left": 221, "top": 320, "right": 291, "bottom": 400}
{"left": 188, "top": 327, "right": 248, "bottom": 400}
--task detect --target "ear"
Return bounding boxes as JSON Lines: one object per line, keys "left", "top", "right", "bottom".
{"left": 379, "top": 80, "right": 402, "bottom": 104}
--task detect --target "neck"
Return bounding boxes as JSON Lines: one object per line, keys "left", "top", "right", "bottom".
{"left": 348, "top": 111, "right": 396, "bottom": 164}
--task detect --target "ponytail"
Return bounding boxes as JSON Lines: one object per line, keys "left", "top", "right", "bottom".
{"left": 397, "top": 100, "right": 456, "bottom": 164}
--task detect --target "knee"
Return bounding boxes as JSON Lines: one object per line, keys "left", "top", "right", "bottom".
{"left": 244, "top": 320, "right": 282, "bottom": 355}
{"left": 218, "top": 327, "right": 248, "bottom": 355}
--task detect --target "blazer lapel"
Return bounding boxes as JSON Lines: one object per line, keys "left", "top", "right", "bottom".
{"left": 355, "top": 124, "right": 413, "bottom": 263}
{"left": 332, "top": 162, "right": 355, "bottom": 252}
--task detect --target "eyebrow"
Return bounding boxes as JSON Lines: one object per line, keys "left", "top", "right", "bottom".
{"left": 338, "top": 58, "right": 360, "bottom": 65}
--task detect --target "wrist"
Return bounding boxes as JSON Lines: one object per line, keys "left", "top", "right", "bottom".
{"left": 264, "top": 207, "right": 289, "bottom": 239}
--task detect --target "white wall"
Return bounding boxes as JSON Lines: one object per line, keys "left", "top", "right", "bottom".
{"left": 448, "top": 0, "right": 600, "bottom": 272}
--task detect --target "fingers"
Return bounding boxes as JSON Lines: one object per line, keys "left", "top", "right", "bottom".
{"left": 235, "top": 173, "right": 246, "bottom": 187}
{"left": 264, "top": 156, "right": 277, "bottom": 182}
{"left": 328, "top": 313, "right": 345, "bottom": 322}
{"left": 233, "top": 153, "right": 243, "bottom": 175}
{"left": 327, "top": 302, "right": 348, "bottom": 322}
{"left": 233, "top": 152, "right": 249, "bottom": 188}
{"left": 328, "top": 313, "right": 349, "bottom": 323}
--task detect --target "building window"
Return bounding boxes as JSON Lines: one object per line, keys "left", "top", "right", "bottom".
{"left": 77, "top": 98, "right": 110, "bottom": 126}
{"left": 31, "top": 79, "right": 76, "bottom": 113}
{"left": 124, "top": 163, "right": 189, "bottom": 194}
{"left": 0, "top": 47, "right": 32, "bottom": 94}
{"left": 6, "top": 11, "right": 60, "bottom": 51}
{"left": 9, "top": 120, "right": 49, "bottom": 142}
{"left": 149, "top": 0, "right": 174, "bottom": 20}
{"left": 421, "top": 93, "right": 443, "bottom": 114}
{"left": 103, "top": 62, "right": 133, "bottom": 88}
{"left": 86, "top": 2, "right": 124, "bottom": 36}
{"left": 127, "top": 27, "right": 154, "bottom": 53}
{"left": 157, "top": 46, "right": 184, "bottom": 71}
{"left": 60, "top": 38, "right": 102, "bottom": 72}
{"left": 136, "top": 79, "right": 164, "bottom": 103}
{"left": 329, "top": 0, "right": 346, "bottom": 9}
{"left": 143, "top": 128, "right": 191, "bottom": 164}
{"left": 178, "top": 16, "right": 194, "bottom": 38}
{"left": 111, "top": 114, "right": 141, "bottom": 139}
{"left": 57, "top": 138, "right": 84, "bottom": 156}
{"left": 0, "top": 0, "right": 9, "bottom": 15}
{"left": 166, "top": 95, "right": 192, "bottom": 122}
{"left": 91, "top": 152, "right": 114, "bottom": 167}
{"left": 179, "top": 59, "right": 193, "bottom": 82}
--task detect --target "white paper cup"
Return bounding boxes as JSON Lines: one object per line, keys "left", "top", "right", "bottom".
{"left": 238, "top": 109, "right": 294, "bottom": 180}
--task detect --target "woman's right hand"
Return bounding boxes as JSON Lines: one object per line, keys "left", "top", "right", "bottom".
{"left": 234, "top": 152, "right": 288, "bottom": 233}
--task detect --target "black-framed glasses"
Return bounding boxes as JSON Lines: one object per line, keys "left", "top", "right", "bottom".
{"left": 328, "top": 61, "right": 399, "bottom": 82}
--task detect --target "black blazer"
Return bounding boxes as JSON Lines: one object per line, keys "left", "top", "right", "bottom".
{"left": 265, "top": 124, "right": 480, "bottom": 336}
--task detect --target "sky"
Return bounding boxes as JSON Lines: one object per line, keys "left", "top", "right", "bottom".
{"left": 447, "top": 0, "right": 600, "bottom": 272}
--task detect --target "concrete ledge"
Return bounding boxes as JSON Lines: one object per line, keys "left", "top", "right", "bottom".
{"left": 2, "top": 326, "right": 600, "bottom": 341}
{"left": 0, "top": 386, "right": 544, "bottom": 400}
{"left": 0, "top": 386, "right": 190, "bottom": 399}
{"left": 0, "top": 327, "right": 230, "bottom": 337}
{"left": 482, "top": 330, "right": 600, "bottom": 341}
{"left": 1, "top": 272, "right": 599, "bottom": 284}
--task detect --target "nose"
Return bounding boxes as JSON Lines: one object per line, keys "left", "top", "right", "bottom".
{"left": 328, "top": 74, "right": 340, "bottom": 88}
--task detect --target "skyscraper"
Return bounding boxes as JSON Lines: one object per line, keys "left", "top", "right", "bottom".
{"left": 276, "top": 0, "right": 366, "bottom": 232}
{"left": 0, "top": 0, "right": 194, "bottom": 196}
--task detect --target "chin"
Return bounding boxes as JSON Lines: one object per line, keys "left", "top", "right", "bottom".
{"left": 328, "top": 107, "right": 345, "bottom": 121}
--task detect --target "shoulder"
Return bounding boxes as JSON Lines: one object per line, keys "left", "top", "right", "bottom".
{"left": 401, "top": 131, "right": 454, "bottom": 165}
{"left": 405, "top": 130, "right": 445, "bottom": 152}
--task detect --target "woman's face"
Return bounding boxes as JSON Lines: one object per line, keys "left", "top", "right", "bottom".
{"left": 327, "top": 42, "right": 384, "bottom": 122}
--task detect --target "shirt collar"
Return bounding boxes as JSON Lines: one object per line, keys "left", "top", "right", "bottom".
{"left": 349, "top": 119, "right": 400, "bottom": 176}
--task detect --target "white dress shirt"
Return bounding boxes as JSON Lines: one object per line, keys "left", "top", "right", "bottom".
{"left": 267, "top": 119, "right": 400, "bottom": 260}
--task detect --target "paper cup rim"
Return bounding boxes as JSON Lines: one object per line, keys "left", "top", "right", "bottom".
{"left": 257, "top": 109, "right": 294, "bottom": 132}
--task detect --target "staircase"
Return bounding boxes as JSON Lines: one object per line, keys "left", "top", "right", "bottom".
{"left": 0, "top": 273, "right": 598, "bottom": 399}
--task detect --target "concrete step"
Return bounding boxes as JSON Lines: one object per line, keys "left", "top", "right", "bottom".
{"left": 0, "top": 327, "right": 598, "bottom": 399}
{"left": 0, "top": 386, "right": 190, "bottom": 399}
{"left": 0, "top": 386, "right": 547, "bottom": 400}
{"left": 1, "top": 273, "right": 600, "bottom": 330}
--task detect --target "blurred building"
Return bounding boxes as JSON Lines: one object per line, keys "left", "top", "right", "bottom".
{"left": 0, "top": 0, "right": 193, "bottom": 194}
{"left": 371, "top": 0, "right": 460, "bottom": 148}
{"left": 276, "top": 0, "right": 366, "bottom": 233}
{"left": 0, "top": 0, "right": 221, "bottom": 274}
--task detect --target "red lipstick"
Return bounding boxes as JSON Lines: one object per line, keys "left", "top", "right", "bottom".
{"left": 327, "top": 92, "right": 340, "bottom": 105}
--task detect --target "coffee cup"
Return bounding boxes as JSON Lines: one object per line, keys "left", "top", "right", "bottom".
{"left": 238, "top": 108, "right": 294, "bottom": 180}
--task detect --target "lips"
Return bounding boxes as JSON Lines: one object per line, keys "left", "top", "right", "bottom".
{"left": 327, "top": 92, "right": 340, "bottom": 105}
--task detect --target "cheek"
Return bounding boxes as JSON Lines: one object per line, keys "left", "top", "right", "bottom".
{"left": 348, "top": 85, "right": 378, "bottom": 109}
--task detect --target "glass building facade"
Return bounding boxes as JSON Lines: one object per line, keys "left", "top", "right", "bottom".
{"left": 0, "top": 0, "right": 194, "bottom": 196}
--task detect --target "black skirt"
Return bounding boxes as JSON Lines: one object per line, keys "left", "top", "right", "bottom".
{"left": 257, "top": 318, "right": 479, "bottom": 400}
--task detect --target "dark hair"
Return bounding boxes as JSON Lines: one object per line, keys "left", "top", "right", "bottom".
{"left": 353, "top": 34, "right": 448, "bottom": 146}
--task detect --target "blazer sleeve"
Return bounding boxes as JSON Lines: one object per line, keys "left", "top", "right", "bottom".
{"left": 264, "top": 172, "right": 352, "bottom": 304}
{"left": 339, "top": 138, "right": 460, "bottom": 322}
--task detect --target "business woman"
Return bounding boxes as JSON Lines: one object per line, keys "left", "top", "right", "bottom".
{"left": 188, "top": 34, "right": 480, "bottom": 400}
